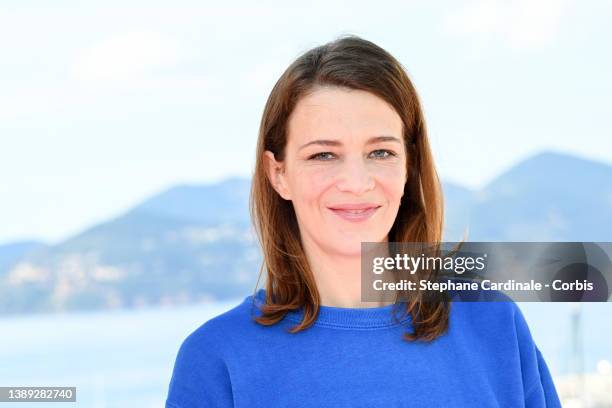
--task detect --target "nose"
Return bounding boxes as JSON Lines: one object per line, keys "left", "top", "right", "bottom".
{"left": 335, "top": 155, "right": 375, "bottom": 195}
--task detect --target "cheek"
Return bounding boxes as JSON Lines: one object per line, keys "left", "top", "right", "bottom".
{"left": 291, "top": 167, "right": 336, "bottom": 204}
{"left": 372, "top": 165, "right": 406, "bottom": 200}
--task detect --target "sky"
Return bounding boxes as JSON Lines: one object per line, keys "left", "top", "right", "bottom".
{"left": 1, "top": 0, "right": 611, "bottom": 245}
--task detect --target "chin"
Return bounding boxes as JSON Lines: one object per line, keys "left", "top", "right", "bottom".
{"left": 330, "top": 236, "right": 379, "bottom": 256}
{"left": 332, "top": 246, "right": 363, "bottom": 257}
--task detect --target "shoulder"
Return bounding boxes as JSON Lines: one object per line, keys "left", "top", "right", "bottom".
{"left": 166, "top": 296, "right": 261, "bottom": 408}
{"left": 448, "top": 286, "right": 528, "bottom": 334}
{"left": 179, "top": 291, "right": 263, "bottom": 354}
{"left": 446, "top": 289, "right": 561, "bottom": 405}
{"left": 179, "top": 295, "right": 266, "bottom": 359}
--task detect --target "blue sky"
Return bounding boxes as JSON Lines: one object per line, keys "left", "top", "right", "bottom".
{"left": 1, "top": 0, "right": 611, "bottom": 244}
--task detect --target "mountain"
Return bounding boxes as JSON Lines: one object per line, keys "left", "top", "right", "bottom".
{"left": 0, "top": 240, "right": 47, "bottom": 276}
{"left": 441, "top": 182, "right": 473, "bottom": 242}
{"left": 0, "top": 150, "right": 610, "bottom": 315}
{"left": 128, "top": 176, "right": 251, "bottom": 225}
{"left": 0, "top": 177, "right": 260, "bottom": 315}
{"left": 467, "top": 151, "right": 612, "bottom": 241}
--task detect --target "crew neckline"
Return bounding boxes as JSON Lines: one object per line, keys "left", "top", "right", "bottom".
{"left": 248, "top": 288, "right": 412, "bottom": 329}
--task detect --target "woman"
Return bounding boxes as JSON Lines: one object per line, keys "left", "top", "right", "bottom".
{"left": 165, "top": 35, "right": 562, "bottom": 407}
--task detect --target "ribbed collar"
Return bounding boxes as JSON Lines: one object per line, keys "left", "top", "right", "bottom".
{"left": 250, "top": 289, "right": 412, "bottom": 329}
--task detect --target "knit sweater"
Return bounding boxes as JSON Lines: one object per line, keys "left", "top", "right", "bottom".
{"left": 166, "top": 288, "right": 562, "bottom": 407}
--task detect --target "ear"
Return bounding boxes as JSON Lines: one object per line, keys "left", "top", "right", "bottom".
{"left": 264, "top": 150, "right": 291, "bottom": 200}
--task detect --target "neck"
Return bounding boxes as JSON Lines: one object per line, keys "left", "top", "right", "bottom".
{"left": 300, "top": 233, "right": 394, "bottom": 309}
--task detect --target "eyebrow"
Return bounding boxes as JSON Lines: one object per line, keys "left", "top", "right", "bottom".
{"left": 298, "top": 135, "right": 402, "bottom": 151}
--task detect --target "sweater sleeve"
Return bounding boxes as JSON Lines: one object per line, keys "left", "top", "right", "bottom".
{"left": 513, "top": 303, "right": 562, "bottom": 408}
{"left": 165, "top": 325, "right": 234, "bottom": 408}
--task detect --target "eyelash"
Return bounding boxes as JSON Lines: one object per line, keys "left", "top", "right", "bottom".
{"left": 308, "top": 149, "right": 397, "bottom": 161}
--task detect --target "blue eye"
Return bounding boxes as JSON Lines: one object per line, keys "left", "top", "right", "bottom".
{"left": 307, "top": 150, "right": 397, "bottom": 161}
{"left": 308, "top": 152, "right": 336, "bottom": 161}
{"left": 370, "top": 149, "right": 397, "bottom": 159}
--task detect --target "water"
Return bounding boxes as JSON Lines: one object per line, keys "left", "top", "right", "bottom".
{"left": 0, "top": 300, "right": 609, "bottom": 407}
{"left": 0, "top": 299, "right": 243, "bottom": 408}
{"left": 517, "top": 302, "right": 611, "bottom": 376}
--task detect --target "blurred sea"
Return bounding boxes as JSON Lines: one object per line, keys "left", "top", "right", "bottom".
{"left": 0, "top": 299, "right": 242, "bottom": 408}
{"left": 0, "top": 300, "right": 609, "bottom": 407}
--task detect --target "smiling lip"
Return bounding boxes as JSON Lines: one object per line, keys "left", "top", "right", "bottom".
{"left": 327, "top": 203, "right": 381, "bottom": 222}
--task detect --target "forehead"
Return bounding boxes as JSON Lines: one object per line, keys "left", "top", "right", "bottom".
{"left": 287, "top": 86, "right": 403, "bottom": 143}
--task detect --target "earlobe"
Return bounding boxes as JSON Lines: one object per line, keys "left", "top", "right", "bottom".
{"left": 275, "top": 172, "right": 291, "bottom": 201}
{"left": 264, "top": 150, "right": 291, "bottom": 201}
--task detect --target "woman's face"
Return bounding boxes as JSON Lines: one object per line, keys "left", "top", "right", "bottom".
{"left": 265, "top": 86, "right": 408, "bottom": 257}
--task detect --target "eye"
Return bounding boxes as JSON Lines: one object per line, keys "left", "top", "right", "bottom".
{"left": 308, "top": 152, "right": 336, "bottom": 161}
{"left": 370, "top": 149, "right": 397, "bottom": 159}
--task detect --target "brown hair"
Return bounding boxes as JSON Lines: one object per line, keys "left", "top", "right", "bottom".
{"left": 249, "top": 34, "right": 450, "bottom": 342}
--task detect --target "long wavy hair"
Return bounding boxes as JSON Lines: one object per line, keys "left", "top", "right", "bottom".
{"left": 249, "top": 34, "right": 450, "bottom": 342}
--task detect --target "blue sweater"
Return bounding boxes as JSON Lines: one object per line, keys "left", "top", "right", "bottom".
{"left": 166, "top": 288, "right": 562, "bottom": 407}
